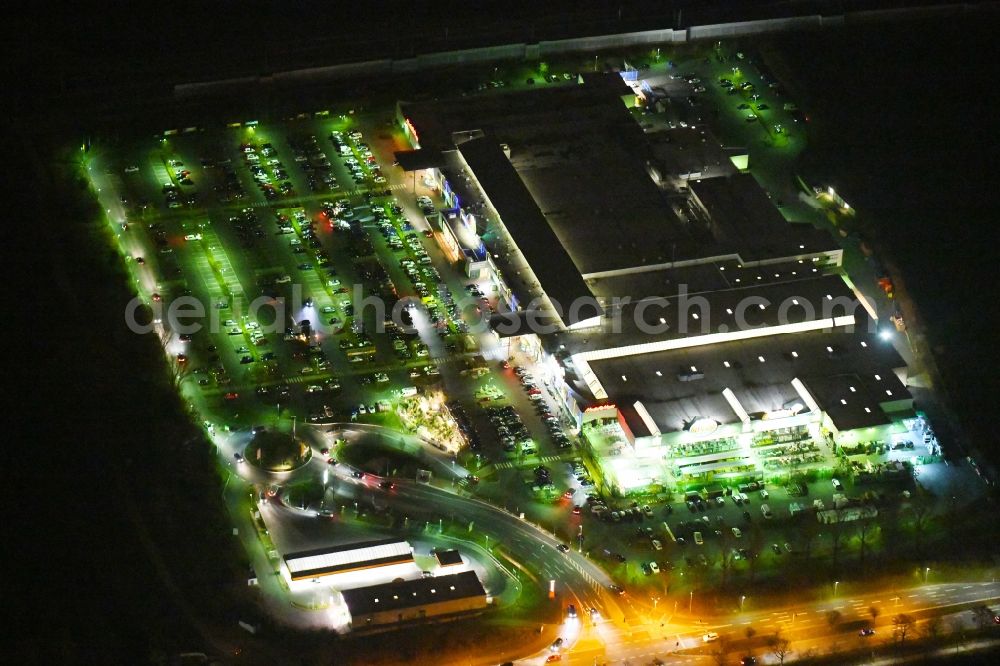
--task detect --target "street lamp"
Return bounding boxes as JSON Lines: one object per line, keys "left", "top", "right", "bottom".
{"left": 924, "top": 567, "right": 930, "bottom": 583}
{"left": 689, "top": 590, "right": 694, "bottom": 613}
{"left": 834, "top": 581, "right": 840, "bottom": 596}
{"left": 740, "top": 595, "right": 746, "bottom": 612}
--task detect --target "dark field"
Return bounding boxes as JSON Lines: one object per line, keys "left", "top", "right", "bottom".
{"left": 769, "top": 15, "right": 999, "bottom": 468}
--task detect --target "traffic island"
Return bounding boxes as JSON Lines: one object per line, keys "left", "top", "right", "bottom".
{"left": 245, "top": 430, "right": 312, "bottom": 472}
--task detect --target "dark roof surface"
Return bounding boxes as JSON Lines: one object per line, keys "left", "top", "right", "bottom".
{"left": 342, "top": 571, "right": 486, "bottom": 616}
{"left": 557, "top": 273, "right": 857, "bottom": 357}
{"left": 284, "top": 538, "right": 403, "bottom": 560}
{"left": 394, "top": 149, "right": 445, "bottom": 171}
{"left": 458, "top": 137, "right": 598, "bottom": 323}
{"left": 434, "top": 549, "right": 463, "bottom": 566}
{"left": 589, "top": 327, "right": 909, "bottom": 433}
{"left": 689, "top": 174, "right": 838, "bottom": 263}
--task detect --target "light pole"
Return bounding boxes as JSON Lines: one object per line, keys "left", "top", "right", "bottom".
{"left": 924, "top": 567, "right": 930, "bottom": 583}
{"left": 689, "top": 590, "right": 694, "bottom": 613}
{"left": 834, "top": 581, "right": 840, "bottom": 597}
{"left": 740, "top": 595, "right": 746, "bottom": 612}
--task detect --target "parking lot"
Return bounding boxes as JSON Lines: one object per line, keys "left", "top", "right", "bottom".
{"left": 93, "top": 111, "right": 579, "bottom": 478}
{"left": 84, "top": 44, "right": 992, "bottom": 619}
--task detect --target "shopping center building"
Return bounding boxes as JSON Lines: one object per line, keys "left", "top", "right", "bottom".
{"left": 394, "top": 72, "right": 917, "bottom": 492}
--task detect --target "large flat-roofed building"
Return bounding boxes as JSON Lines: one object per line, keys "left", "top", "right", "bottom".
{"left": 457, "top": 136, "right": 601, "bottom": 326}
{"left": 687, "top": 174, "right": 837, "bottom": 266}
{"left": 282, "top": 539, "right": 414, "bottom": 583}
{"left": 393, "top": 72, "right": 916, "bottom": 487}
{"left": 646, "top": 126, "right": 743, "bottom": 185}
{"left": 343, "top": 570, "right": 489, "bottom": 630}
{"left": 397, "top": 75, "right": 840, "bottom": 328}
{"left": 589, "top": 326, "right": 910, "bottom": 440}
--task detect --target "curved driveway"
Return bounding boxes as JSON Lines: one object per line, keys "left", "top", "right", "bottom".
{"left": 221, "top": 422, "right": 624, "bottom": 626}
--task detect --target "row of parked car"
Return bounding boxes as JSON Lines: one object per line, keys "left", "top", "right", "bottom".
{"left": 513, "top": 365, "right": 571, "bottom": 450}
{"left": 486, "top": 405, "right": 533, "bottom": 455}
{"left": 447, "top": 400, "right": 481, "bottom": 450}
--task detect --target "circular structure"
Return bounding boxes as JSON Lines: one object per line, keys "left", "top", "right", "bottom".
{"left": 245, "top": 430, "right": 312, "bottom": 472}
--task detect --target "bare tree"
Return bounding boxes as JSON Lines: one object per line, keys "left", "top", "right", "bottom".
{"left": 826, "top": 609, "right": 842, "bottom": 631}
{"left": 767, "top": 631, "right": 793, "bottom": 665}
{"left": 921, "top": 616, "right": 943, "bottom": 643}
{"left": 857, "top": 515, "right": 879, "bottom": 573}
{"left": 892, "top": 613, "right": 915, "bottom": 645}
{"left": 869, "top": 605, "right": 881, "bottom": 624}
{"left": 800, "top": 517, "right": 820, "bottom": 562}
{"left": 878, "top": 502, "right": 902, "bottom": 562}
{"left": 828, "top": 508, "right": 850, "bottom": 570}
{"left": 949, "top": 616, "right": 967, "bottom": 641}
{"left": 718, "top": 532, "right": 735, "bottom": 586}
{"left": 970, "top": 605, "right": 994, "bottom": 631}
{"left": 907, "top": 495, "right": 935, "bottom": 561}
{"left": 710, "top": 636, "right": 732, "bottom": 666}
{"left": 747, "top": 525, "right": 765, "bottom": 583}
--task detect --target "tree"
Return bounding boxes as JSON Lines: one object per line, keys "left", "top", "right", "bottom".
{"left": 943, "top": 491, "right": 961, "bottom": 543}
{"left": 878, "top": 502, "right": 903, "bottom": 563}
{"left": 949, "top": 616, "right": 967, "bottom": 641}
{"left": 856, "top": 515, "right": 879, "bottom": 573}
{"left": 971, "top": 605, "right": 994, "bottom": 631}
{"left": 869, "top": 605, "right": 881, "bottom": 624}
{"left": 747, "top": 525, "right": 765, "bottom": 583}
{"left": 906, "top": 494, "right": 935, "bottom": 561}
{"left": 920, "top": 616, "right": 943, "bottom": 643}
{"left": 892, "top": 613, "right": 915, "bottom": 645}
{"left": 159, "top": 330, "right": 191, "bottom": 390}
{"left": 828, "top": 507, "right": 850, "bottom": 571}
{"left": 826, "top": 609, "right": 842, "bottom": 631}
{"left": 800, "top": 516, "right": 820, "bottom": 562}
{"left": 710, "top": 636, "right": 732, "bottom": 666}
{"left": 767, "top": 631, "right": 792, "bottom": 665}
{"left": 718, "top": 533, "right": 735, "bottom": 587}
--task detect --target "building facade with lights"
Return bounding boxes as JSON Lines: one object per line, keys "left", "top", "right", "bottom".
{"left": 342, "top": 570, "right": 489, "bottom": 630}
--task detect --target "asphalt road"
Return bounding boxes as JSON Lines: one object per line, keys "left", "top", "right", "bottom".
{"left": 551, "top": 581, "right": 1000, "bottom": 665}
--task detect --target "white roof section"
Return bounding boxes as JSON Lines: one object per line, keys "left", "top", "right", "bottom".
{"left": 285, "top": 540, "right": 412, "bottom": 576}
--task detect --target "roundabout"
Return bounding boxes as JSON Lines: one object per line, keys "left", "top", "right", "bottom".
{"left": 215, "top": 421, "right": 619, "bottom": 660}
{"left": 244, "top": 429, "right": 312, "bottom": 472}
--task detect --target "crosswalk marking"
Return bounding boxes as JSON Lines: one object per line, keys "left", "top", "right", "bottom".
{"left": 492, "top": 453, "right": 567, "bottom": 471}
